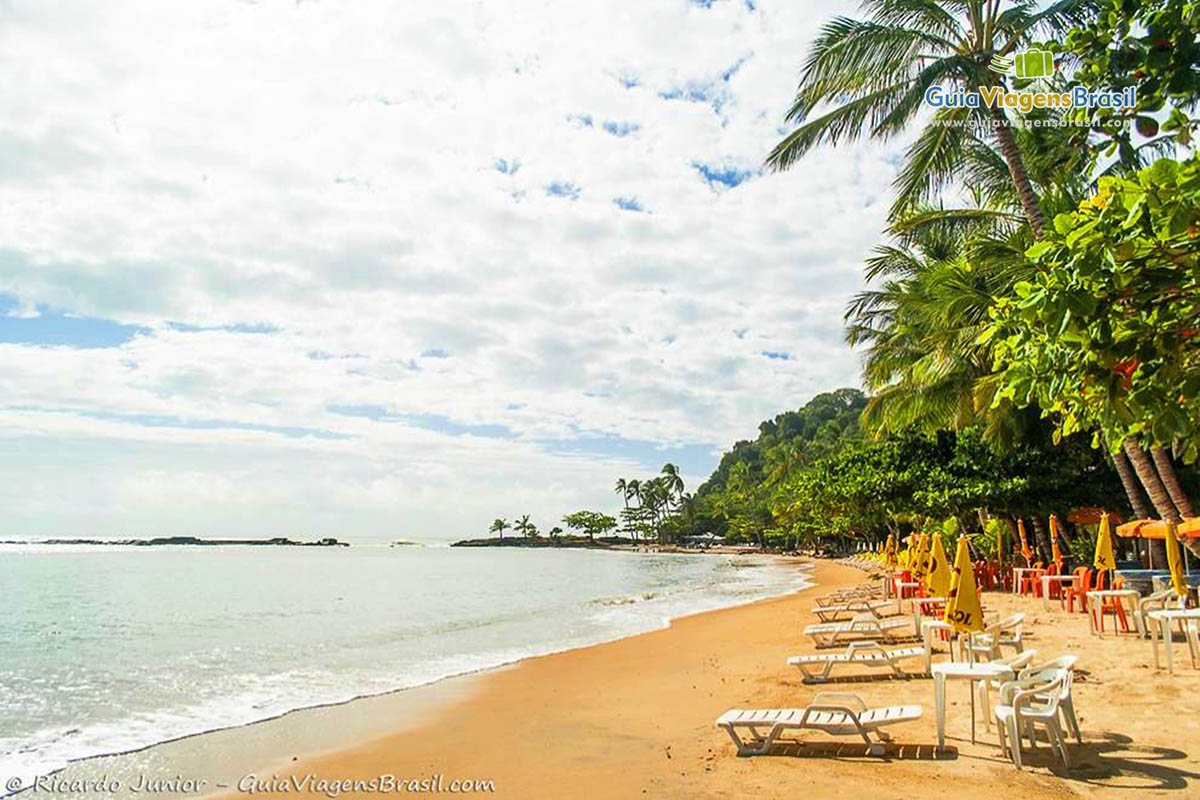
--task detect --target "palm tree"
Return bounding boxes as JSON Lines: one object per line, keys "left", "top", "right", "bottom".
{"left": 845, "top": 201, "right": 1030, "bottom": 441}
{"left": 660, "top": 463, "right": 685, "bottom": 508}
{"left": 766, "top": 0, "right": 1093, "bottom": 237}
{"left": 513, "top": 514, "right": 533, "bottom": 538}
{"left": 489, "top": 518, "right": 509, "bottom": 540}
{"left": 614, "top": 478, "right": 629, "bottom": 511}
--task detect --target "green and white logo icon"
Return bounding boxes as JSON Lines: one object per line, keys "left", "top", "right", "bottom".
{"left": 990, "top": 45, "right": 1057, "bottom": 78}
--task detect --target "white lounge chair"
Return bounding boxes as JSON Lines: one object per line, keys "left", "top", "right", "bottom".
{"left": 812, "top": 597, "right": 897, "bottom": 623}
{"left": 817, "top": 585, "right": 883, "bottom": 606}
{"left": 804, "top": 614, "right": 913, "bottom": 647}
{"left": 788, "top": 640, "right": 926, "bottom": 682}
{"left": 717, "top": 693, "right": 923, "bottom": 755}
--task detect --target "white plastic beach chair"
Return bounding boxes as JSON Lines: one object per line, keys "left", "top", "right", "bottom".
{"left": 1015, "top": 655, "right": 1082, "bottom": 743}
{"left": 804, "top": 614, "right": 913, "bottom": 647}
{"left": 1138, "top": 589, "right": 1186, "bottom": 638}
{"left": 994, "top": 670, "right": 1074, "bottom": 769}
{"left": 788, "top": 640, "right": 926, "bottom": 682}
{"left": 963, "top": 613, "right": 1025, "bottom": 661}
{"left": 716, "top": 693, "right": 923, "bottom": 756}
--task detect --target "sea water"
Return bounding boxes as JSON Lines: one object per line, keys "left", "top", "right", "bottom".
{"left": 0, "top": 544, "right": 808, "bottom": 789}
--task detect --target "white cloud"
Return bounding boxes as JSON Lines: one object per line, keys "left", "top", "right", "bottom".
{"left": 0, "top": 0, "right": 900, "bottom": 540}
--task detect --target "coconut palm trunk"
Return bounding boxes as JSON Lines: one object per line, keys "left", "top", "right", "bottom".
{"left": 1123, "top": 438, "right": 1175, "bottom": 564}
{"left": 1125, "top": 438, "right": 1181, "bottom": 523}
{"left": 1151, "top": 446, "right": 1195, "bottom": 518}
{"left": 1150, "top": 446, "right": 1200, "bottom": 557}
{"left": 1030, "top": 515, "right": 1053, "bottom": 564}
{"left": 989, "top": 107, "right": 1048, "bottom": 239}
{"left": 1110, "top": 446, "right": 1154, "bottom": 519}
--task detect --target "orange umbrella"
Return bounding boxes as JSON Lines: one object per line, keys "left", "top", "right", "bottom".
{"left": 1018, "top": 519, "right": 1034, "bottom": 564}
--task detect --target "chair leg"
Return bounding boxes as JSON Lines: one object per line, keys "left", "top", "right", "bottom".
{"left": 1008, "top": 717, "right": 1023, "bottom": 770}
{"left": 1049, "top": 719, "right": 1071, "bottom": 769}
{"left": 1062, "top": 698, "right": 1082, "bottom": 744}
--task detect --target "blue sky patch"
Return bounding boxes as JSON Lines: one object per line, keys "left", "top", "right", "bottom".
{"left": 613, "top": 196, "right": 645, "bottom": 212}
{"left": 566, "top": 113, "right": 594, "bottom": 128}
{"left": 166, "top": 321, "right": 280, "bottom": 334}
{"left": 33, "top": 407, "right": 348, "bottom": 440}
{"left": 761, "top": 350, "right": 794, "bottom": 361}
{"left": 546, "top": 181, "right": 581, "bottom": 200}
{"left": 602, "top": 120, "right": 639, "bottom": 137}
{"left": 328, "top": 404, "right": 515, "bottom": 439}
{"left": 420, "top": 348, "right": 449, "bottom": 358}
{"left": 692, "top": 162, "right": 756, "bottom": 190}
{"left": 493, "top": 158, "right": 521, "bottom": 175}
{"left": 0, "top": 295, "right": 150, "bottom": 349}
{"left": 617, "top": 70, "right": 640, "bottom": 89}
{"left": 541, "top": 434, "right": 718, "bottom": 476}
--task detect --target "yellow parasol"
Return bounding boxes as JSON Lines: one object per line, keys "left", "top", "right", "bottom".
{"left": 1017, "top": 519, "right": 1034, "bottom": 564}
{"left": 1049, "top": 514, "right": 1064, "bottom": 568}
{"left": 885, "top": 533, "right": 898, "bottom": 568}
{"left": 1165, "top": 522, "right": 1188, "bottom": 597}
{"left": 926, "top": 534, "right": 953, "bottom": 598}
{"left": 912, "top": 533, "right": 932, "bottom": 583}
{"left": 1094, "top": 511, "right": 1117, "bottom": 572}
{"left": 944, "top": 536, "right": 984, "bottom": 633}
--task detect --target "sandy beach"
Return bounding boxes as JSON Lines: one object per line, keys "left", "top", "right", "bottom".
{"left": 133, "top": 558, "right": 1191, "bottom": 799}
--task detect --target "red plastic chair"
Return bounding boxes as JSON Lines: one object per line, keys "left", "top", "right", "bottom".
{"left": 1095, "top": 574, "right": 1131, "bottom": 633}
{"left": 1040, "top": 562, "right": 1061, "bottom": 599}
{"left": 1063, "top": 567, "right": 1092, "bottom": 613}
{"left": 1019, "top": 562, "right": 1045, "bottom": 596}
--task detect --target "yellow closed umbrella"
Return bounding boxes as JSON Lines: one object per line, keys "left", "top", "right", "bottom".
{"left": 1049, "top": 514, "right": 1064, "bottom": 568}
{"left": 1094, "top": 511, "right": 1117, "bottom": 572}
{"left": 926, "top": 534, "right": 953, "bottom": 598}
{"left": 1017, "top": 519, "right": 1034, "bottom": 564}
{"left": 912, "top": 533, "right": 932, "bottom": 583}
{"left": 1165, "top": 522, "right": 1187, "bottom": 597}
{"left": 885, "top": 534, "right": 898, "bottom": 568}
{"left": 944, "top": 536, "right": 984, "bottom": 633}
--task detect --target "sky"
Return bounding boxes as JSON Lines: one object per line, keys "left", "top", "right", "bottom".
{"left": 0, "top": 0, "right": 905, "bottom": 542}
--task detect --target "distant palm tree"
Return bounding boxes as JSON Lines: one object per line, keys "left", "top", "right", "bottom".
{"left": 661, "top": 463, "right": 685, "bottom": 508}
{"left": 766, "top": 0, "right": 1092, "bottom": 237}
{"left": 514, "top": 514, "right": 533, "bottom": 538}
{"left": 489, "top": 518, "right": 509, "bottom": 540}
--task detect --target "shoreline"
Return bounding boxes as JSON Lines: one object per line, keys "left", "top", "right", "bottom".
{"left": 14, "top": 554, "right": 813, "bottom": 799}
{"left": 24, "top": 557, "right": 1200, "bottom": 799}
{"left": 218, "top": 560, "right": 1200, "bottom": 799}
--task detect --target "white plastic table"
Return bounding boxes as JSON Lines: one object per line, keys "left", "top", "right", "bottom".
{"left": 1148, "top": 608, "right": 1200, "bottom": 675}
{"left": 1042, "top": 575, "right": 1079, "bottom": 609}
{"left": 931, "top": 661, "right": 1015, "bottom": 750}
{"left": 1012, "top": 567, "right": 1044, "bottom": 596}
{"left": 921, "top": 619, "right": 957, "bottom": 673}
{"left": 1086, "top": 589, "right": 1143, "bottom": 637}
{"left": 913, "top": 596, "right": 946, "bottom": 634}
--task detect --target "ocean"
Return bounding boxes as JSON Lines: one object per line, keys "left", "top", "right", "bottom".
{"left": 0, "top": 544, "right": 808, "bottom": 790}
